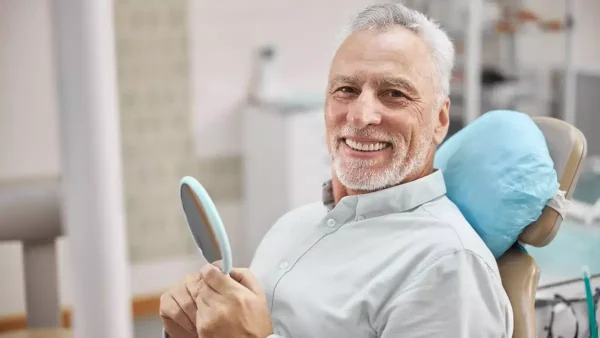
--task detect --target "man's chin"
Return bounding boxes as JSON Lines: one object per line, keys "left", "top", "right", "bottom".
{"left": 338, "top": 175, "right": 385, "bottom": 191}
{"left": 335, "top": 167, "right": 389, "bottom": 191}
{"left": 339, "top": 156, "right": 382, "bottom": 168}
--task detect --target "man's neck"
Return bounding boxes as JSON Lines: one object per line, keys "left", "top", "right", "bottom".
{"left": 331, "top": 165, "right": 434, "bottom": 205}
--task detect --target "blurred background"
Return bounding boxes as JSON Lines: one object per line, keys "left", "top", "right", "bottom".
{"left": 0, "top": 0, "right": 598, "bottom": 337}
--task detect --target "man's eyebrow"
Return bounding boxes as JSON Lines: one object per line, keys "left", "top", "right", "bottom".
{"left": 378, "top": 76, "right": 419, "bottom": 97}
{"left": 329, "top": 74, "right": 420, "bottom": 97}
{"left": 328, "top": 75, "right": 361, "bottom": 89}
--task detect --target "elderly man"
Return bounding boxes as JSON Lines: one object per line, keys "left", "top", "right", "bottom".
{"left": 160, "top": 3, "right": 513, "bottom": 338}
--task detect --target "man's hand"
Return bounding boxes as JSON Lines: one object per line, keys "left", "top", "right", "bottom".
{"left": 196, "top": 264, "right": 273, "bottom": 338}
{"left": 160, "top": 273, "right": 202, "bottom": 338}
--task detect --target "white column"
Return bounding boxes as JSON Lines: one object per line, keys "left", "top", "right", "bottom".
{"left": 464, "top": 0, "right": 483, "bottom": 124}
{"left": 49, "top": 0, "right": 133, "bottom": 337}
{"left": 563, "top": 0, "right": 577, "bottom": 125}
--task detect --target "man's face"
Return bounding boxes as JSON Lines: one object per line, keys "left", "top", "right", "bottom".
{"left": 325, "top": 27, "right": 449, "bottom": 191}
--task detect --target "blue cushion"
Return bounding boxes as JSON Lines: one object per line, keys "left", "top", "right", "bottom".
{"left": 434, "top": 110, "right": 559, "bottom": 258}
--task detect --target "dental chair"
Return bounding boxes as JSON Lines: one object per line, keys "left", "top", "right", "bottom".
{"left": 497, "top": 116, "right": 587, "bottom": 338}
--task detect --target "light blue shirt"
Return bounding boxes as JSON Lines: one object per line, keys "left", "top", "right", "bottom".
{"left": 250, "top": 170, "right": 513, "bottom": 337}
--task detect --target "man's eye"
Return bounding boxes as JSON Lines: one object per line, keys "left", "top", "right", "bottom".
{"left": 383, "top": 90, "right": 405, "bottom": 98}
{"left": 337, "top": 87, "right": 357, "bottom": 94}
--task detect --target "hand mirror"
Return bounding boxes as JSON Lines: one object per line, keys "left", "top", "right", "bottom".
{"left": 180, "top": 176, "right": 232, "bottom": 274}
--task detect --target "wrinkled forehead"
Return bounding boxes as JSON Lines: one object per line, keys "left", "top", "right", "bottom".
{"left": 329, "top": 27, "right": 435, "bottom": 91}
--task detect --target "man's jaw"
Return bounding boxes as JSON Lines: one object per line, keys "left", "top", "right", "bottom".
{"left": 334, "top": 158, "right": 396, "bottom": 191}
{"left": 333, "top": 147, "right": 400, "bottom": 191}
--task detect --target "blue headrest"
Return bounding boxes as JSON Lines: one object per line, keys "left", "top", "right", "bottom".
{"left": 434, "top": 110, "right": 559, "bottom": 258}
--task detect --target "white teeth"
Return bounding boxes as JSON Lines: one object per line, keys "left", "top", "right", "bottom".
{"left": 344, "top": 139, "right": 388, "bottom": 152}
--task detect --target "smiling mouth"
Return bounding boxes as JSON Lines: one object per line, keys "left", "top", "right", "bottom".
{"left": 342, "top": 138, "right": 391, "bottom": 152}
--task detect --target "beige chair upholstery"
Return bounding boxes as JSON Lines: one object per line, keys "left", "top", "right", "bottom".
{"left": 497, "top": 117, "right": 587, "bottom": 338}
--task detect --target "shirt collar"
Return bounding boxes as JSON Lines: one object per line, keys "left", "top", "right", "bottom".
{"left": 322, "top": 170, "right": 447, "bottom": 219}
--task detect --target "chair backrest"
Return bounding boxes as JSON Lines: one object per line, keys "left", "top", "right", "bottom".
{"left": 498, "top": 116, "right": 587, "bottom": 338}
{"left": 0, "top": 176, "right": 63, "bottom": 328}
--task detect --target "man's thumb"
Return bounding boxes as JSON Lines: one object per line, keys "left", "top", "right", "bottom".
{"left": 229, "top": 268, "right": 262, "bottom": 293}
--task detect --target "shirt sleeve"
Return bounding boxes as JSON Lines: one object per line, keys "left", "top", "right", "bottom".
{"left": 374, "top": 250, "right": 513, "bottom": 338}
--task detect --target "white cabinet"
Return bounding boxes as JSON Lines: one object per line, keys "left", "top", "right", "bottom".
{"left": 240, "top": 104, "right": 330, "bottom": 265}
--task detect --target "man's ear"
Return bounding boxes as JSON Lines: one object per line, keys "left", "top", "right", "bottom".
{"left": 433, "top": 98, "right": 450, "bottom": 145}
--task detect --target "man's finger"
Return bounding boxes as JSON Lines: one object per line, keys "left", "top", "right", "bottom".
{"left": 184, "top": 273, "right": 202, "bottom": 301}
{"left": 159, "top": 294, "right": 196, "bottom": 334}
{"left": 195, "top": 281, "right": 215, "bottom": 336}
{"left": 212, "top": 260, "right": 224, "bottom": 271}
{"left": 195, "top": 292, "right": 212, "bottom": 338}
{"left": 162, "top": 317, "right": 197, "bottom": 338}
{"left": 201, "top": 263, "right": 237, "bottom": 295}
{"left": 197, "top": 279, "right": 219, "bottom": 306}
{"left": 196, "top": 284, "right": 211, "bottom": 314}
{"left": 229, "top": 268, "right": 263, "bottom": 294}
{"left": 172, "top": 285, "right": 198, "bottom": 328}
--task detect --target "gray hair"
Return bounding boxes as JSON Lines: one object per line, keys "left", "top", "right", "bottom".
{"left": 347, "top": 3, "right": 455, "bottom": 101}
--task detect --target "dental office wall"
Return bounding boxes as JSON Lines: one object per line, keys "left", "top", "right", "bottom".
{"left": 512, "top": 0, "right": 600, "bottom": 116}
{"left": 0, "top": 0, "right": 62, "bottom": 318}
{"left": 0, "top": 0, "right": 599, "bottom": 319}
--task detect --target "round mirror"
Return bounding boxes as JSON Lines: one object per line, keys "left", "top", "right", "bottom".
{"left": 179, "top": 176, "right": 232, "bottom": 274}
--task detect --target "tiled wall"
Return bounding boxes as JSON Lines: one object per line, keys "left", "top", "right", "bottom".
{"left": 115, "top": 0, "right": 197, "bottom": 262}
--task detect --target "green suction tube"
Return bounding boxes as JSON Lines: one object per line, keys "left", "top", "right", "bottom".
{"left": 583, "top": 267, "right": 598, "bottom": 338}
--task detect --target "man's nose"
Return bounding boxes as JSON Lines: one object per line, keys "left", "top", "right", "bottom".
{"left": 347, "top": 92, "right": 382, "bottom": 128}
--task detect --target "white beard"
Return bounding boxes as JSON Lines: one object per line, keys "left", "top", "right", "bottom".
{"left": 330, "top": 126, "right": 432, "bottom": 191}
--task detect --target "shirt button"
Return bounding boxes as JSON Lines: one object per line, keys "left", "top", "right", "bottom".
{"left": 279, "top": 261, "right": 289, "bottom": 270}
{"left": 326, "top": 219, "right": 336, "bottom": 227}
{"left": 357, "top": 215, "right": 365, "bottom": 221}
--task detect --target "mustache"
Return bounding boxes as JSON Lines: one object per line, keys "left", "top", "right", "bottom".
{"left": 335, "top": 125, "right": 394, "bottom": 143}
